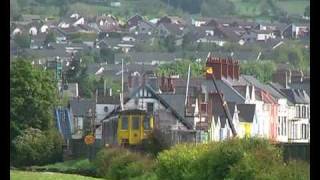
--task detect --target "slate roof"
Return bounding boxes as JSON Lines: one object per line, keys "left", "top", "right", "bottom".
{"left": 237, "top": 104, "right": 255, "bottom": 123}
{"left": 115, "top": 52, "right": 180, "bottom": 63}
{"left": 69, "top": 98, "right": 95, "bottom": 116}
{"left": 96, "top": 94, "right": 120, "bottom": 104}
{"left": 201, "top": 79, "right": 245, "bottom": 104}
{"left": 103, "top": 84, "right": 193, "bottom": 129}
{"left": 159, "top": 94, "right": 186, "bottom": 121}
{"left": 127, "top": 14, "right": 144, "bottom": 28}
{"left": 158, "top": 23, "right": 184, "bottom": 36}
{"left": 280, "top": 89, "right": 310, "bottom": 104}
{"left": 212, "top": 98, "right": 236, "bottom": 128}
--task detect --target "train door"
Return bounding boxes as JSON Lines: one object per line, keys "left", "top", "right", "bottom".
{"left": 130, "top": 115, "right": 141, "bottom": 144}
{"left": 118, "top": 115, "right": 129, "bottom": 145}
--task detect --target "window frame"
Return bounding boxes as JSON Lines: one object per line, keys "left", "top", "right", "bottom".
{"left": 121, "top": 116, "right": 129, "bottom": 130}
{"left": 132, "top": 116, "right": 140, "bottom": 130}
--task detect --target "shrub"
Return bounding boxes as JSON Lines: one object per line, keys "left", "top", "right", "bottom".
{"left": 107, "top": 152, "right": 143, "bottom": 180}
{"left": 93, "top": 147, "right": 129, "bottom": 177}
{"left": 12, "top": 128, "right": 63, "bottom": 167}
{"left": 155, "top": 138, "right": 309, "bottom": 180}
{"left": 156, "top": 143, "right": 209, "bottom": 180}
{"left": 93, "top": 147, "right": 155, "bottom": 180}
{"left": 31, "top": 159, "right": 98, "bottom": 177}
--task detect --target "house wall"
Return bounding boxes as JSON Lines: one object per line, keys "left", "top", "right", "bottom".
{"left": 240, "top": 122, "right": 252, "bottom": 138}
{"left": 277, "top": 99, "right": 290, "bottom": 142}
{"left": 72, "top": 116, "right": 83, "bottom": 139}
{"left": 288, "top": 104, "right": 310, "bottom": 143}
{"left": 124, "top": 94, "right": 185, "bottom": 130}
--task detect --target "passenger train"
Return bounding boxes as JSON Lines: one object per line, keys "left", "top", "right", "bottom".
{"left": 102, "top": 109, "right": 154, "bottom": 146}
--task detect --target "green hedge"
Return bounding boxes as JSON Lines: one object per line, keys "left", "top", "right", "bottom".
{"left": 93, "top": 147, "right": 155, "bottom": 180}
{"left": 155, "top": 138, "right": 309, "bottom": 180}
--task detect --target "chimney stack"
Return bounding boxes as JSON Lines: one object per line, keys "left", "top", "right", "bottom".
{"left": 227, "top": 58, "right": 234, "bottom": 79}
{"left": 206, "top": 56, "right": 222, "bottom": 80}
{"left": 221, "top": 58, "right": 228, "bottom": 78}
{"left": 234, "top": 60, "right": 240, "bottom": 80}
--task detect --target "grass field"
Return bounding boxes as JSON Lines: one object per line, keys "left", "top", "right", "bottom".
{"left": 10, "top": 170, "right": 104, "bottom": 180}
{"left": 276, "top": 0, "right": 309, "bottom": 16}
{"left": 230, "top": 0, "right": 262, "bottom": 17}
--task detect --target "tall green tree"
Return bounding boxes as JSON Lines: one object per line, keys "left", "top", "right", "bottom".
{"left": 14, "top": 33, "right": 31, "bottom": 49}
{"left": 100, "top": 47, "right": 115, "bottom": 64}
{"left": 10, "top": 59, "right": 59, "bottom": 160}
{"left": 201, "top": 0, "right": 235, "bottom": 17}
{"left": 44, "top": 31, "right": 56, "bottom": 46}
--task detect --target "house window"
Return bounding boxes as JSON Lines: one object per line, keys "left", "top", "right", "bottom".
{"left": 281, "top": 117, "right": 284, "bottom": 136}
{"left": 284, "top": 117, "right": 287, "bottom": 136}
{"left": 277, "top": 117, "right": 281, "bottom": 136}
{"left": 200, "top": 103, "right": 207, "bottom": 114}
{"left": 302, "top": 106, "right": 306, "bottom": 118}
{"left": 301, "top": 124, "right": 305, "bottom": 139}
{"left": 296, "top": 106, "right": 300, "bottom": 118}
{"left": 147, "top": 103, "right": 154, "bottom": 113}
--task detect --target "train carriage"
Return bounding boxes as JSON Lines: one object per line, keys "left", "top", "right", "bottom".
{"left": 102, "top": 109, "right": 154, "bottom": 146}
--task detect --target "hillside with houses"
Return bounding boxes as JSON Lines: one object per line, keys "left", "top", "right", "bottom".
{"left": 10, "top": 1, "right": 310, "bottom": 179}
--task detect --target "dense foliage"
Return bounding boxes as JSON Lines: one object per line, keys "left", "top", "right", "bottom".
{"left": 266, "top": 42, "right": 310, "bottom": 71}
{"left": 12, "top": 128, "right": 63, "bottom": 167}
{"left": 10, "top": 60, "right": 58, "bottom": 141}
{"left": 100, "top": 47, "right": 115, "bottom": 64}
{"left": 156, "top": 138, "right": 309, "bottom": 180}
{"left": 93, "top": 147, "right": 155, "bottom": 180}
{"left": 13, "top": 33, "right": 31, "bottom": 49}
{"left": 10, "top": 59, "right": 62, "bottom": 167}
{"left": 240, "top": 60, "right": 276, "bottom": 83}
{"left": 156, "top": 59, "right": 204, "bottom": 78}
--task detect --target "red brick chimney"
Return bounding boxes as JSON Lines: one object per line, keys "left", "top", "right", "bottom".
{"left": 168, "top": 76, "right": 173, "bottom": 91}
{"left": 221, "top": 58, "right": 228, "bottom": 78}
{"left": 206, "top": 56, "right": 222, "bottom": 80}
{"left": 234, "top": 60, "right": 240, "bottom": 80}
{"left": 227, "top": 58, "right": 234, "bottom": 79}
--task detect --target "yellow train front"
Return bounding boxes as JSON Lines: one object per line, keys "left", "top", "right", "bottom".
{"left": 102, "top": 109, "right": 154, "bottom": 146}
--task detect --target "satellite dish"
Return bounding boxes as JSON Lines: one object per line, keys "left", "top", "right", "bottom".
{"left": 104, "top": 106, "right": 109, "bottom": 112}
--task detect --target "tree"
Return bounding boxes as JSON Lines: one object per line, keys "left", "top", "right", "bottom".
{"left": 201, "top": 0, "right": 235, "bottom": 17}
{"left": 44, "top": 31, "right": 56, "bottom": 46}
{"left": 12, "top": 128, "right": 63, "bottom": 167}
{"left": 14, "top": 33, "right": 31, "bottom": 49}
{"left": 100, "top": 47, "right": 115, "bottom": 64}
{"left": 164, "top": 35, "right": 176, "bottom": 52}
{"left": 240, "top": 61, "right": 276, "bottom": 82}
{"left": 78, "top": 73, "right": 97, "bottom": 98}
{"left": 304, "top": 6, "right": 310, "bottom": 17}
{"left": 10, "top": 59, "right": 59, "bottom": 162}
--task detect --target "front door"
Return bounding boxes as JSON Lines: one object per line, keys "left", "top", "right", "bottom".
{"left": 130, "top": 116, "right": 141, "bottom": 144}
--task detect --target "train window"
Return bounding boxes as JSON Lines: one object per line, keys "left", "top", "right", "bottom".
{"left": 132, "top": 116, "right": 140, "bottom": 130}
{"left": 144, "top": 116, "right": 151, "bottom": 130}
{"left": 121, "top": 116, "right": 128, "bottom": 130}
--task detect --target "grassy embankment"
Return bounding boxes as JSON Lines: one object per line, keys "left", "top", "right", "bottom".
{"left": 10, "top": 170, "right": 104, "bottom": 180}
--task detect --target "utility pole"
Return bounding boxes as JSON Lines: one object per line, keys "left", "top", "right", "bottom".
{"left": 121, "top": 59, "right": 124, "bottom": 110}
{"left": 209, "top": 73, "right": 237, "bottom": 137}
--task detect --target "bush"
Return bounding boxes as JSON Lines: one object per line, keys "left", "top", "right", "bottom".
{"left": 12, "top": 128, "right": 63, "bottom": 167}
{"left": 93, "top": 147, "right": 155, "bottom": 180}
{"left": 93, "top": 147, "right": 128, "bottom": 177}
{"left": 156, "top": 143, "right": 209, "bottom": 180}
{"left": 31, "top": 159, "right": 98, "bottom": 177}
{"left": 155, "top": 138, "right": 309, "bottom": 180}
